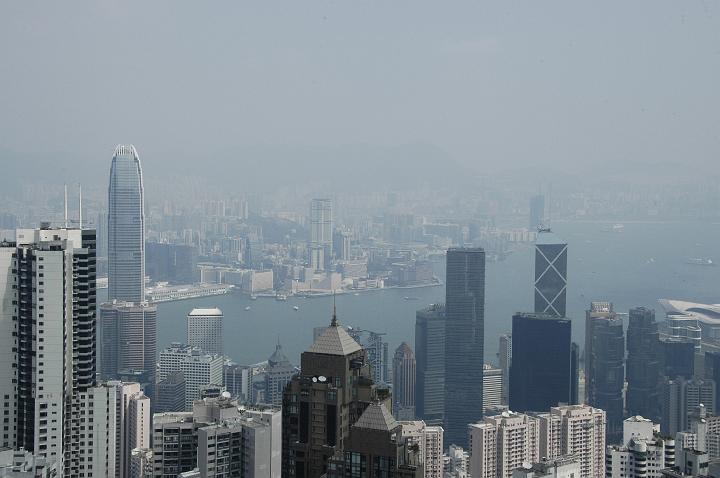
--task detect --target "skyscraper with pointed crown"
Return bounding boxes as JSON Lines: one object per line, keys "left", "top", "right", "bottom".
{"left": 282, "top": 307, "right": 389, "bottom": 478}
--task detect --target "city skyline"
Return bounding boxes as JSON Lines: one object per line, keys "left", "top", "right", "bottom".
{"left": 2, "top": 2, "right": 720, "bottom": 475}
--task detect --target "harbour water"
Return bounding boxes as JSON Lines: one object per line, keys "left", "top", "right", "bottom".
{"left": 99, "top": 220, "right": 720, "bottom": 367}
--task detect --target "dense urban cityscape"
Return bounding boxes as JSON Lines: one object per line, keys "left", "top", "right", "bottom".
{"left": 1, "top": 144, "right": 719, "bottom": 477}
{"left": 2, "top": 2, "right": 720, "bottom": 477}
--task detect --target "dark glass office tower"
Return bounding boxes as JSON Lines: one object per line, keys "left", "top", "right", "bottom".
{"left": 588, "top": 315, "right": 625, "bottom": 443}
{"left": 661, "top": 337, "right": 696, "bottom": 379}
{"left": 626, "top": 307, "right": 662, "bottom": 421}
{"left": 509, "top": 313, "right": 572, "bottom": 412}
{"left": 534, "top": 229, "right": 567, "bottom": 317}
{"left": 415, "top": 304, "right": 446, "bottom": 426}
{"left": 444, "top": 248, "right": 485, "bottom": 447}
{"left": 705, "top": 351, "right": 720, "bottom": 414}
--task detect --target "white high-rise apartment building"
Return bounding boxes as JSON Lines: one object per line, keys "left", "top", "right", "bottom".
{"left": 536, "top": 405, "right": 606, "bottom": 478}
{"left": 158, "top": 343, "right": 224, "bottom": 410}
{"left": 198, "top": 408, "right": 282, "bottom": 478}
{"left": 73, "top": 381, "right": 150, "bottom": 478}
{"left": 0, "top": 226, "right": 96, "bottom": 476}
{"left": 444, "top": 445, "right": 469, "bottom": 478}
{"left": 187, "top": 307, "right": 224, "bottom": 356}
{"left": 153, "top": 396, "right": 281, "bottom": 478}
{"left": 399, "top": 421, "right": 444, "bottom": 478}
{"left": 606, "top": 416, "right": 676, "bottom": 478}
{"left": 468, "top": 405, "right": 605, "bottom": 478}
{"left": 468, "top": 411, "right": 540, "bottom": 478}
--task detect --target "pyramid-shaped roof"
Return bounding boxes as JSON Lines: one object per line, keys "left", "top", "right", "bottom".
{"left": 268, "top": 342, "right": 291, "bottom": 367}
{"left": 353, "top": 402, "right": 398, "bottom": 432}
{"left": 307, "top": 321, "right": 362, "bottom": 356}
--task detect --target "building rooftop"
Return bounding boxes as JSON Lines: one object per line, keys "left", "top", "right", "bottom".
{"left": 536, "top": 229, "right": 566, "bottom": 246}
{"left": 514, "top": 311, "right": 568, "bottom": 321}
{"left": 188, "top": 307, "right": 223, "bottom": 316}
{"left": 354, "top": 402, "right": 398, "bottom": 432}
{"left": 268, "top": 342, "right": 292, "bottom": 367}
{"left": 307, "top": 316, "right": 362, "bottom": 356}
{"left": 659, "top": 299, "right": 720, "bottom": 325}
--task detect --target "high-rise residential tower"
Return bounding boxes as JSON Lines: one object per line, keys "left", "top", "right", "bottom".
{"left": 626, "top": 307, "right": 662, "bottom": 421}
{"left": 107, "top": 144, "right": 145, "bottom": 303}
{"left": 468, "top": 411, "right": 540, "bottom": 478}
{"left": 415, "top": 304, "right": 446, "bottom": 427}
{"left": 509, "top": 313, "right": 572, "bottom": 413}
{"left": 0, "top": 226, "right": 96, "bottom": 474}
{"left": 309, "top": 198, "right": 332, "bottom": 271}
{"left": 444, "top": 247, "right": 485, "bottom": 447}
{"left": 186, "top": 307, "right": 224, "bottom": 356}
{"left": 393, "top": 342, "right": 417, "bottom": 420}
{"left": 606, "top": 416, "right": 676, "bottom": 478}
{"left": 534, "top": 229, "right": 567, "bottom": 318}
{"left": 158, "top": 343, "right": 224, "bottom": 410}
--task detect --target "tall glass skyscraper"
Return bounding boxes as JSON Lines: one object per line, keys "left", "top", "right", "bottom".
{"left": 102, "top": 145, "right": 156, "bottom": 400}
{"left": 444, "top": 247, "right": 485, "bottom": 447}
{"left": 585, "top": 305, "right": 625, "bottom": 444}
{"left": 108, "top": 144, "right": 145, "bottom": 303}
{"left": 626, "top": 307, "right": 661, "bottom": 421}
{"left": 415, "top": 304, "right": 446, "bottom": 427}
{"left": 534, "top": 228, "right": 567, "bottom": 317}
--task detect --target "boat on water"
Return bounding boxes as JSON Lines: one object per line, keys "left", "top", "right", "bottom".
{"left": 293, "top": 306, "right": 299, "bottom": 311}
{"left": 403, "top": 296, "right": 420, "bottom": 301}
{"left": 687, "top": 258, "right": 715, "bottom": 266}
{"left": 244, "top": 306, "right": 251, "bottom": 311}
{"left": 353, "top": 293, "right": 360, "bottom": 296}
{"left": 250, "top": 295, "right": 258, "bottom": 300}
{"left": 601, "top": 223, "right": 624, "bottom": 233}
{"left": 275, "top": 294, "right": 288, "bottom": 301}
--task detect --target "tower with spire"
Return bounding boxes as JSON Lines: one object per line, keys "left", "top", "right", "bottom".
{"left": 282, "top": 308, "right": 390, "bottom": 478}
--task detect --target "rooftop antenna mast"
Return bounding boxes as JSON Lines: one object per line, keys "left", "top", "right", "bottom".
{"left": 78, "top": 184, "right": 83, "bottom": 229}
{"left": 331, "top": 291, "right": 338, "bottom": 327}
{"left": 64, "top": 184, "right": 68, "bottom": 228}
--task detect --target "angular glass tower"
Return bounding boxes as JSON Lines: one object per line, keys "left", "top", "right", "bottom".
{"left": 108, "top": 144, "right": 145, "bottom": 303}
{"left": 444, "top": 247, "right": 485, "bottom": 448}
{"left": 534, "top": 228, "right": 567, "bottom": 317}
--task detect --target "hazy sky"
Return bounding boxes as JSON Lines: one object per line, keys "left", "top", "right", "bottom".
{"left": 1, "top": 1, "right": 719, "bottom": 176}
